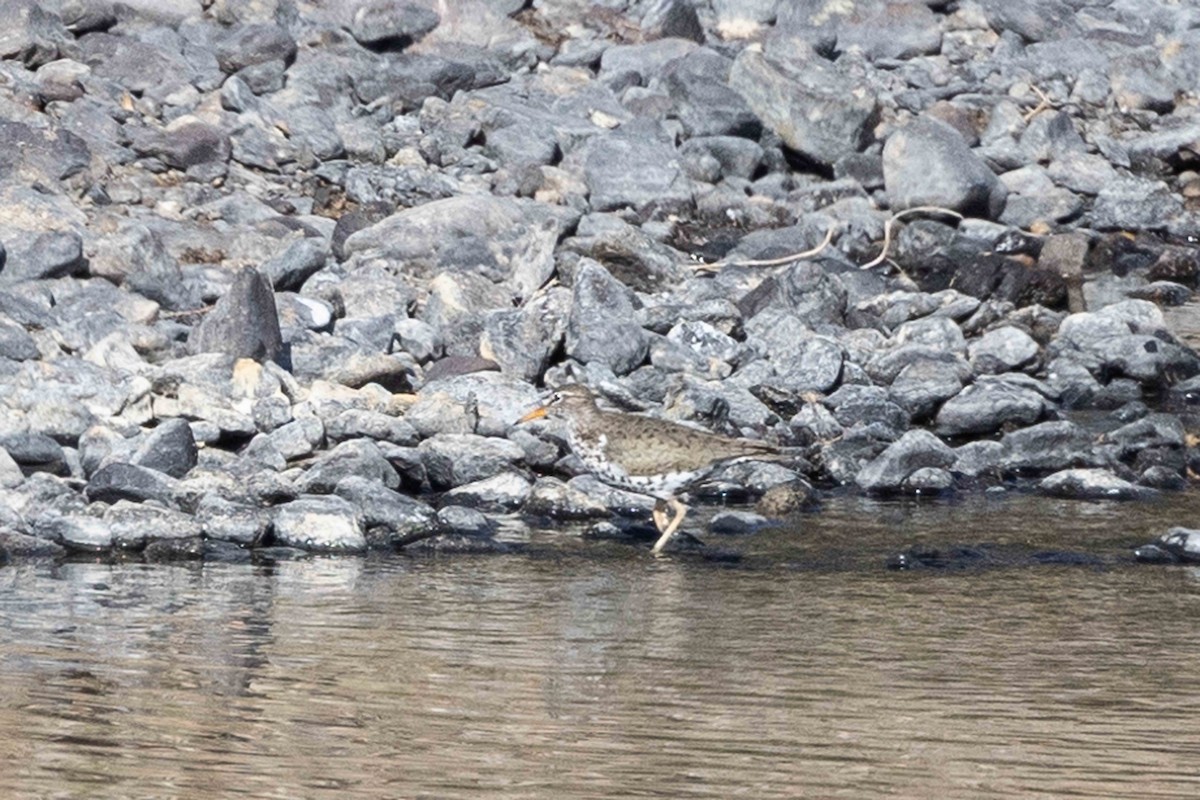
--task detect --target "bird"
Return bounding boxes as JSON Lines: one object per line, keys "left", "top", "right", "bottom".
{"left": 517, "top": 383, "right": 779, "bottom": 554}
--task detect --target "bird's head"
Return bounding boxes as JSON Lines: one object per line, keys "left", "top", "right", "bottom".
{"left": 516, "top": 384, "right": 597, "bottom": 425}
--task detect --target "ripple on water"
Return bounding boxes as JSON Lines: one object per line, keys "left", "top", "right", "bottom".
{"left": 2, "top": 494, "right": 1200, "bottom": 799}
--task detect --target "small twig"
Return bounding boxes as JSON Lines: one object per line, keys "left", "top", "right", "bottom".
{"left": 1022, "top": 84, "right": 1053, "bottom": 123}
{"left": 859, "top": 206, "right": 964, "bottom": 270}
{"left": 690, "top": 222, "right": 837, "bottom": 274}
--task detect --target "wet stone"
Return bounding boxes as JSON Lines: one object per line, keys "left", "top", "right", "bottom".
{"left": 50, "top": 514, "right": 113, "bottom": 551}
{"left": 0, "top": 530, "right": 66, "bottom": 561}
{"left": 272, "top": 495, "right": 366, "bottom": 554}
{"left": 522, "top": 476, "right": 612, "bottom": 520}
{"left": 1039, "top": 468, "right": 1156, "bottom": 501}
{"left": 333, "top": 476, "right": 438, "bottom": 545}
{"left": 905, "top": 467, "right": 954, "bottom": 494}
{"left": 105, "top": 502, "right": 202, "bottom": 549}
{"left": 1158, "top": 528, "right": 1200, "bottom": 563}
{"left": 443, "top": 473, "right": 532, "bottom": 512}
{"left": 999, "top": 421, "right": 1102, "bottom": 475}
{"left": 196, "top": 494, "right": 270, "bottom": 546}
{"left": 855, "top": 430, "right": 956, "bottom": 494}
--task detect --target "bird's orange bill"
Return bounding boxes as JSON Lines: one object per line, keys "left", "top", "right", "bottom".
{"left": 517, "top": 406, "right": 548, "bottom": 424}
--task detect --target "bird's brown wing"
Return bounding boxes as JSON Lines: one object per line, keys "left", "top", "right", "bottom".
{"left": 599, "top": 412, "right": 777, "bottom": 477}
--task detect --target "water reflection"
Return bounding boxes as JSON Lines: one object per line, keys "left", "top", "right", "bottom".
{"left": 2, "top": 495, "right": 1200, "bottom": 798}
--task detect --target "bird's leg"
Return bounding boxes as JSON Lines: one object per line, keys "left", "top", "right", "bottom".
{"left": 651, "top": 497, "right": 689, "bottom": 555}
{"left": 652, "top": 500, "right": 669, "bottom": 533}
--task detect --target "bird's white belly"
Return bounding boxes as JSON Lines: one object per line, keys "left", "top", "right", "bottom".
{"left": 567, "top": 430, "right": 701, "bottom": 497}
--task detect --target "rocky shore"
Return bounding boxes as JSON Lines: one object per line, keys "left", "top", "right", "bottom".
{"left": 1, "top": 0, "right": 1199, "bottom": 566}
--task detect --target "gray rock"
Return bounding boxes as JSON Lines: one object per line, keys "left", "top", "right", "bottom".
{"left": 1089, "top": 177, "right": 1185, "bottom": 231}
{"left": 272, "top": 495, "right": 367, "bottom": 553}
{"left": 894, "top": 315, "right": 967, "bottom": 353}
{"left": 444, "top": 472, "right": 532, "bottom": 511}
{"left": 324, "top": 409, "right": 418, "bottom": 446}
{"left": 890, "top": 358, "right": 966, "bottom": 419}
{"left": 104, "top": 501, "right": 202, "bottom": 549}
{"left": 1158, "top": 527, "right": 1200, "bottom": 563}
{"left": 0, "top": 530, "right": 65, "bottom": 560}
{"left": 709, "top": 510, "right": 770, "bottom": 535}
{"left": 1103, "top": 414, "right": 1186, "bottom": 458}
{"left": 580, "top": 133, "right": 692, "bottom": 214}
{"left": 905, "top": 467, "right": 954, "bottom": 493}
{"left": 662, "top": 49, "right": 761, "bottom": 138}
{"left": 728, "top": 46, "right": 878, "bottom": 168}
{"left": 188, "top": 267, "right": 284, "bottom": 365}
{"left": 680, "top": 136, "right": 764, "bottom": 181}
{"left": 130, "top": 418, "right": 197, "bottom": 478}
{"left": 772, "top": 334, "right": 844, "bottom": 394}
{"left": 1039, "top": 468, "right": 1156, "bottom": 501}
{"left": 969, "top": 326, "right": 1040, "bottom": 375}
{"left": 741, "top": 260, "right": 849, "bottom": 326}
{"left": 1140, "top": 465, "right": 1185, "bottom": 491}
{"left": 342, "top": 195, "right": 563, "bottom": 299}
{"left": 258, "top": 415, "right": 325, "bottom": 460}
{"left": 418, "top": 433, "right": 525, "bottom": 490}
{"left": 408, "top": 372, "right": 540, "bottom": 438}
{"left": 86, "top": 463, "right": 179, "bottom": 505}
{"left": 215, "top": 24, "right": 296, "bottom": 73}
{"left": 77, "top": 31, "right": 191, "bottom": 97}
{"left": 999, "top": 184, "right": 1083, "bottom": 231}
{"left": 979, "top": 0, "right": 1079, "bottom": 42}
{"left": 952, "top": 440, "right": 1004, "bottom": 479}
{"left": 999, "top": 421, "right": 1102, "bottom": 474}
{"left": 296, "top": 439, "right": 400, "bottom": 493}
{"left": 435, "top": 505, "right": 495, "bottom": 538}
{"left": 333, "top": 475, "right": 438, "bottom": 545}
{"left": 0, "top": 230, "right": 85, "bottom": 283}
{"left": 349, "top": 1, "right": 440, "bottom": 47}
{"left": 884, "top": 117, "right": 1006, "bottom": 218}
{"left": 0, "top": 120, "right": 90, "bottom": 186}
{"left": 567, "top": 214, "right": 692, "bottom": 294}
{"left": 855, "top": 429, "right": 956, "bottom": 493}
{"left": 261, "top": 237, "right": 329, "bottom": 291}
{"left": 523, "top": 476, "right": 613, "bottom": 520}
{"left": 0, "top": 0, "right": 70, "bottom": 67}
{"left": 0, "top": 316, "right": 38, "bottom": 361}
{"left": 776, "top": 0, "right": 942, "bottom": 60}
{"left": 935, "top": 378, "right": 1048, "bottom": 437}
{"left": 824, "top": 384, "right": 908, "bottom": 433}
{"left": 130, "top": 119, "right": 231, "bottom": 171}
{"left": 0, "top": 447, "right": 23, "bottom": 488}
{"left": 50, "top": 514, "right": 112, "bottom": 551}
{"left": 196, "top": 494, "right": 270, "bottom": 546}
{"left": 480, "top": 289, "right": 568, "bottom": 383}
{"left": 0, "top": 431, "right": 67, "bottom": 474}
{"left": 599, "top": 37, "right": 697, "bottom": 85}
{"left": 866, "top": 344, "right": 971, "bottom": 385}
{"left": 565, "top": 260, "right": 648, "bottom": 376}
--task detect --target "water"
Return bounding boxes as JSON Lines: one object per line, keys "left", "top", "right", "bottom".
{"left": 3, "top": 494, "right": 1200, "bottom": 799}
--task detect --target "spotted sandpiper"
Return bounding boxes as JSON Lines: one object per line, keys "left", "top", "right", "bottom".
{"left": 517, "top": 384, "right": 779, "bottom": 553}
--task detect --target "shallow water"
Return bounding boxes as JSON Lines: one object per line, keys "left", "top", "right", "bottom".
{"left": 3, "top": 493, "right": 1200, "bottom": 799}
